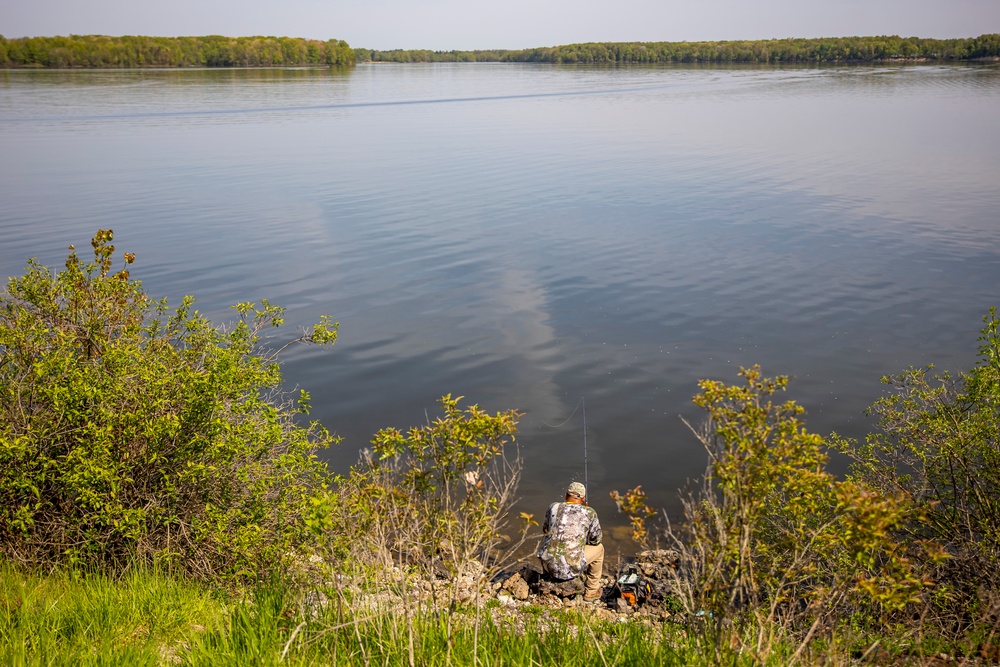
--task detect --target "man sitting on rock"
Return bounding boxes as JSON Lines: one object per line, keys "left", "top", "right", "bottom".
{"left": 537, "top": 482, "right": 604, "bottom": 602}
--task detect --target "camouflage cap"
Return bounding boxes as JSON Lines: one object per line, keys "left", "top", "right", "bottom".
{"left": 567, "top": 482, "right": 587, "bottom": 498}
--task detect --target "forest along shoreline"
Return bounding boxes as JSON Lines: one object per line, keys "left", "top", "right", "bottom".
{"left": 2, "top": 33, "right": 999, "bottom": 67}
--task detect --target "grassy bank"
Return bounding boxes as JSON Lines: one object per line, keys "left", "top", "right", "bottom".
{"left": 0, "top": 563, "right": 223, "bottom": 665}
{"left": 5, "top": 562, "right": 996, "bottom": 666}
{"left": 0, "top": 563, "right": 785, "bottom": 666}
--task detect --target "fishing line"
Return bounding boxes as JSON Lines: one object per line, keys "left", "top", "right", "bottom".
{"left": 582, "top": 397, "right": 588, "bottom": 502}
{"left": 538, "top": 397, "right": 584, "bottom": 429}
{"left": 540, "top": 397, "right": 590, "bottom": 502}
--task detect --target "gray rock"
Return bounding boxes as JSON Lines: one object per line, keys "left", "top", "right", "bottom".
{"left": 537, "top": 576, "right": 584, "bottom": 598}
{"left": 502, "top": 572, "right": 531, "bottom": 600}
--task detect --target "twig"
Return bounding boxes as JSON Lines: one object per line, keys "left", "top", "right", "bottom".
{"left": 280, "top": 621, "right": 307, "bottom": 662}
{"left": 585, "top": 621, "right": 612, "bottom": 667}
{"left": 860, "top": 639, "right": 881, "bottom": 661}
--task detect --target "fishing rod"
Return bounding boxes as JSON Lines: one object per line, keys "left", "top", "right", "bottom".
{"left": 582, "top": 396, "right": 588, "bottom": 505}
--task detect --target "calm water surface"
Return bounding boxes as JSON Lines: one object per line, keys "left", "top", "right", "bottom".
{"left": 2, "top": 63, "right": 999, "bottom": 545}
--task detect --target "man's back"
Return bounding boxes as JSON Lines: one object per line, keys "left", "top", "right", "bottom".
{"left": 537, "top": 500, "right": 601, "bottom": 580}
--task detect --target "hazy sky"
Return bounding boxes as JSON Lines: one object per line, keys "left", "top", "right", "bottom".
{"left": 4, "top": 0, "right": 999, "bottom": 51}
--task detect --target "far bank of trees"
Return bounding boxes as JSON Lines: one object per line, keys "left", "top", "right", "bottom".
{"left": 355, "top": 48, "right": 509, "bottom": 63}
{"left": 510, "top": 33, "right": 1000, "bottom": 64}
{"left": 0, "top": 34, "right": 355, "bottom": 68}
{"left": 357, "top": 33, "right": 1000, "bottom": 64}
{"left": 3, "top": 34, "right": 997, "bottom": 69}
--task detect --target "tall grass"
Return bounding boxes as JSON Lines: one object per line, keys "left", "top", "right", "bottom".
{"left": 0, "top": 562, "right": 225, "bottom": 666}
{"left": 2, "top": 563, "right": 751, "bottom": 666}
{"left": 5, "top": 562, "right": 922, "bottom": 666}
{"left": 188, "top": 594, "right": 706, "bottom": 667}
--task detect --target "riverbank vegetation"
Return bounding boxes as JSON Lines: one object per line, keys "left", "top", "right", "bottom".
{"left": 0, "top": 231, "right": 341, "bottom": 580}
{"left": 2, "top": 231, "right": 998, "bottom": 664}
{"left": 0, "top": 34, "right": 355, "bottom": 68}
{"left": 612, "top": 311, "right": 1000, "bottom": 664}
{"left": 358, "top": 34, "right": 1000, "bottom": 64}
{"left": 2, "top": 33, "right": 998, "bottom": 68}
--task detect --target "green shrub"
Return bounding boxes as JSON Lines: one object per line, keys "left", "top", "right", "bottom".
{"left": 625, "top": 367, "right": 934, "bottom": 662}
{"left": 316, "top": 395, "right": 525, "bottom": 589}
{"left": 837, "top": 308, "right": 1000, "bottom": 627}
{"left": 0, "top": 230, "right": 338, "bottom": 581}
{"left": 613, "top": 313, "right": 1000, "bottom": 657}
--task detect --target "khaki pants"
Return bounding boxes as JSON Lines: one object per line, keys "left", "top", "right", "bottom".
{"left": 582, "top": 543, "right": 604, "bottom": 599}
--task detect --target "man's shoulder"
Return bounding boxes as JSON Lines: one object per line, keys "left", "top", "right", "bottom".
{"left": 547, "top": 501, "right": 598, "bottom": 520}
{"left": 565, "top": 503, "right": 598, "bottom": 520}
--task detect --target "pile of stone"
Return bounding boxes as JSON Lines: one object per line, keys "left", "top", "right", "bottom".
{"left": 493, "top": 548, "right": 681, "bottom": 617}
{"left": 492, "top": 555, "right": 582, "bottom": 602}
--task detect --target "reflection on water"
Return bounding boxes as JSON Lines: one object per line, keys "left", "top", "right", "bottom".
{"left": 2, "top": 63, "right": 999, "bottom": 547}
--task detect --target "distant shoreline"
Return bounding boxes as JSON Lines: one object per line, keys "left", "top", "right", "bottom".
{"left": 2, "top": 33, "right": 998, "bottom": 68}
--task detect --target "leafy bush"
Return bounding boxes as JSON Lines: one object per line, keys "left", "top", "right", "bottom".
{"left": 609, "top": 485, "right": 656, "bottom": 545}
{"left": 0, "top": 231, "right": 338, "bottom": 581}
{"left": 613, "top": 313, "right": 1000, "bottom": 658}
{"left": 618, "top": 367, "right": 934, "bottom": 661}
{"left": 837, "top": 308, "right": 1000, "bottom": 627}
{"left": 315, "top": 395, "right": 525, "bottom": 589}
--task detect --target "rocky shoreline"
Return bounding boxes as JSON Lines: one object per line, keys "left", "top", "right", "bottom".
{"left": 490, "top": 548, "right": 681, "bottom": 623}
{"left": 295, "top": 548, "right": 683, "bottom": 626}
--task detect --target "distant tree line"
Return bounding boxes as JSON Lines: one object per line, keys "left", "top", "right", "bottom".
{"left": 4, "top": 34, "right": 997, "bottom": 69}
{"left": 354, "top": 48, "right": 510, "bottom": 63}
{"left": 356, "top": 34, "right": 1000, "bottom": 64}
{"left": 0, "top": 34, "right": 355, "bottom": 68}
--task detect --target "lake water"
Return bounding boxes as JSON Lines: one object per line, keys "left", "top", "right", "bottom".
{"left": 2, "top": 63, "right": 999, "bottom": 545}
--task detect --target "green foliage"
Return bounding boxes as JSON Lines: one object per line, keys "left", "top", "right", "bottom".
{"left": 510, "top": 35, "right": 1000, "bottom": 64}
{"left": 0, "top": 34, "right": 355, "bottom": 68}
{"left": 0, "top": 231, "right": 339, "bottom": 581}
{"left": 359, "top": 48, "right": 512, "bottom": 63}
{"left": 837, "top": 308, "right": 1000, "bottom": 621}
{"left": 681, "top": 368, "right": 825, "bottom": 609}
{"left": 317, "top": 396, "right": 524, "bottom": 584}
{"left": 610, "top": 485, "right": 656, "bottom": 545}
{"left": 659, "top": 366, "right": 931, "bottom": 663}
{"left": 612, "top": 313, "right": 1000, "bottom": 658}
{"left": 10, "top": 33, "right": 994, "bottom": 69}
{"left": 357, "top": 34, "right": 1000, "bottom": 65}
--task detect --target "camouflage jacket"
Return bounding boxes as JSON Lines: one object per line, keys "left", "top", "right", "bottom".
{"left": 537, "top": 501, "right": 602, "bottom": 580}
